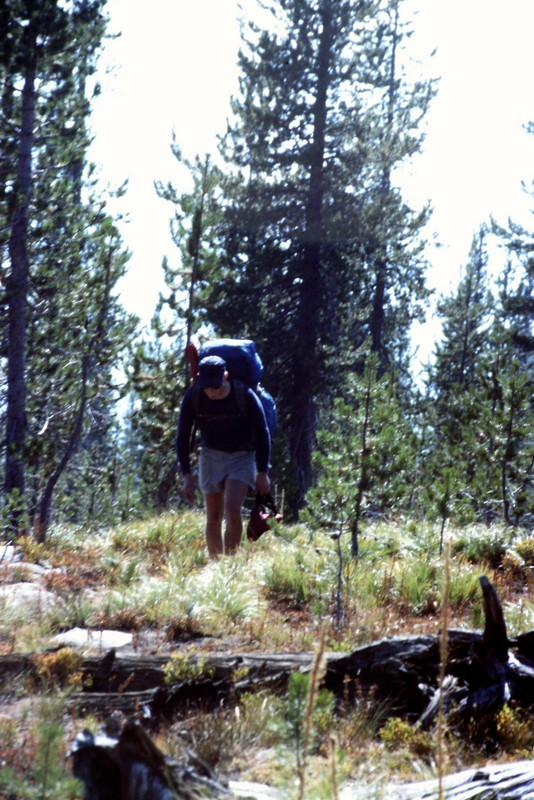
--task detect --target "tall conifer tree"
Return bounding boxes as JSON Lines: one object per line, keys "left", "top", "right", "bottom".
{"left": 428, "top": 227, "right": 494, "bottom": 400}
{"left": 0, "top": 0, "right": 136, "bottom": 537}
{"left": 425, "top": 227, "right": 534, "bottom": 525}
{"left": 205, "top": 0, "right": 433, "bottom": 510}
{"left": 493, "top": 195, "right": 534, "bottom": 364}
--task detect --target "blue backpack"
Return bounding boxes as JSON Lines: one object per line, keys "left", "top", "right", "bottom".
{"left": 195, "top": 338, "right": 278, "bottom": 437}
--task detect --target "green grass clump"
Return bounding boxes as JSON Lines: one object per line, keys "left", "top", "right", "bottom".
{"left": 452, "top": 526, "right": 509, "bottom": 568}
{"left": 262, "top": 545, "right": 329, "bottom": 608}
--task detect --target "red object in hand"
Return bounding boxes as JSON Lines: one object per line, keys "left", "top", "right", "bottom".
{"left": 247, "top": 494, "right": 283, "bottom": 541}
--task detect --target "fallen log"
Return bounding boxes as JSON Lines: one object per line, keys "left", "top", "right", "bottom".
{"left": 70, "top": 651, "right": 321, "bottom": 718}
{"left": 385, "top": 760, "right": 534, "bottom": 799}
{"left": 53, "top": 575, "right": 534, "bottom": 799}
{"left": 2, "top": 576, "right": 534, "bottom": 726}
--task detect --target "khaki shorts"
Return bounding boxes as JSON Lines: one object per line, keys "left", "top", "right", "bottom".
{"left": 198, "top": 448, "right": 256, "bottom": 494}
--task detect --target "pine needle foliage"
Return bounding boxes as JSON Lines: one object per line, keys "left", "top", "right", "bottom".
{"left": 304, "top": 356, "right": 420, "bottom": 558}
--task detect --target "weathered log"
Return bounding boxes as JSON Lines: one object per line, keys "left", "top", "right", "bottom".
{"left": 385, "top": 760, "right": 534, "bottom": 799}
{"left": 416, "top": 575, "right": 517, "bottom": 727}
{"left": 66, "top": 650, "right": 321, "bottom": 719}
{"left": 2, "top": 576, "right": 534, "bottom": 726}
{"left": 480, "top": 574, "right": 509, "bottom": 663}
{"left": 31, "top": 626, "right": 534, "bottom": 723}
{"left": 2, "top": 632, "right": 534, "bottom": 725}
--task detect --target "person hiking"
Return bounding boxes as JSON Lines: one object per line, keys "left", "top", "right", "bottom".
{"left": 176, "top": 354, "right": 271, "bottom": 559}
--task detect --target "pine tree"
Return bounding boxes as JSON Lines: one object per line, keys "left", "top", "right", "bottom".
{"left": 128, "top": 329, "right": 187, "bottom": 511}
{"left": 204, "top": 0, "right": 433, "bottom": 511}
{"left": 155, "top": 146, "right": 226, "bottom": 379}
{"left": 137, "top": 149, "right": 228, "bottom": 509}
{"left": 424, "top": 230, "right": 498, "bottom": 525}
{"left": 424, "top": 228, "right": 534, "bottom": 526}
{"left": 27, "top": 216, "right": 136, "bottom": 538}
{"left": 493, "top": 192, "right": 534, "bottom": 365}
{"left": 0, "top": 0, "right": 136, "bottom": 538}
{"left": 305, "top": 354, "right": 420, "bottom": 557}
{"left": 428, "top": 227, "right": 495, "bottom": 400}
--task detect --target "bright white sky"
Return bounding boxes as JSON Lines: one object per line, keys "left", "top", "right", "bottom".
{"left": 88, "top": 0, "right": 534, "bottom": 368}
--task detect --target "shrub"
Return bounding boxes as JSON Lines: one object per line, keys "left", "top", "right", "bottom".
{"left": 495, "top": 704, "right": 534, "bottom": 754}
{"left": 31, "top": 649, "right": 83, "bottom": 691}
{"left": 452, "top": 527, "right": 508, "bottom": 568}
{"left": 163, "top": 651, "right": 214, "bottom": 684}
{"left": 0, "top": 696, "right": 83, "bottom": 799}
{"left": 514, "top": 537, "right": 534, "bottom": 566}
{"left": 379, "top": 717, "right": 434, "bottom": 761}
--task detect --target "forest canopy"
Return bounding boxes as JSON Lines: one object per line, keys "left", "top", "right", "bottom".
{"left": 1, "top": 0, "right": 533, "bottom": 541}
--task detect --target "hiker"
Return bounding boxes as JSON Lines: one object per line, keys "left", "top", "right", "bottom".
{"left": 176, "top": 355, "right": 271, "bottom": 558}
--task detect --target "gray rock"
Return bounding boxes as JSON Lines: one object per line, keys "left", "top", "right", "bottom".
{"left": 51, "top": 627, "right": 133, "bottom": 651}
{"left": 230, "top": 782, "right": 282, "bottom": 799}
{"left": 0, "top": 545, "right": 19, "bottom": 564}
{"left": 0, "top": 582, "right": 57, "bottom": 618}
{"left": 0, "top": 561, "right": 48, "bottom": 580}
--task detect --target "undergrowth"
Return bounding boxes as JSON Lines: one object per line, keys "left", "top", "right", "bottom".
{"left": 1, "top": 511, "right": 534, "bottom": 797}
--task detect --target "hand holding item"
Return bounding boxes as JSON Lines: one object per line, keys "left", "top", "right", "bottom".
{"left": 247, "top": 493, "right": 283, "bottom": 541}
{"left": 183, "top": 473, "right": 196, "bottom": 503}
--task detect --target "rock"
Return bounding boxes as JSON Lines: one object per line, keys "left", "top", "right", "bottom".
{"left": 0, "top": 561, "right": 48, "bottom": 580}
{"left": 0, "top": 545, "right": 18, "bottom": 564}
{"left": 52, "top": 627, "right": 133, "bottom": 651}
{"left": 229, "top": 781, "right": 282, "bottom": 799}
{"left": 0, "top": 582, "right": 57, "bottom": 618}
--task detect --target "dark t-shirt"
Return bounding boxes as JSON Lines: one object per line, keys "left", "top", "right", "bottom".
{"left": 176, "top": 381, "right": 270, "bottom": 474}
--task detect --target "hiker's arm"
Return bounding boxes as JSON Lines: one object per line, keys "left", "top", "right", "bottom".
{"left": 247, "top": 390, "right": 271, "bottom": 477}
{"left": 176, "top": 390, "right": 194, "bottom": 475}
{"left": 256, "top": 471, "right": 271, "bottom": 495}
{"left": 182, "top": 473, "right": 196, "bottom": 503}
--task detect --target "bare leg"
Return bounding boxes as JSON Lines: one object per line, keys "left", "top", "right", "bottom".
{"left": 204, "top": 492, "right": 224, "bottom": 559}
{"left": 223, "top": 479, "right": 249, "bottom": 554}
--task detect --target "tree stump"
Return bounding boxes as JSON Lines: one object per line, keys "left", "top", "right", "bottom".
{"left": 69, "top": 718, "right": 231, "bottom": 799}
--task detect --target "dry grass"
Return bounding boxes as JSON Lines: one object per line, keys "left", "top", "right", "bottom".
{"left": 1, "top": 512, "right": 534, "bottom": 798}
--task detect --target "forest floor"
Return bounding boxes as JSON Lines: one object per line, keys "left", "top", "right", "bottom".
{"left": 1, "top": 511, "right": 534, "bottom": 798}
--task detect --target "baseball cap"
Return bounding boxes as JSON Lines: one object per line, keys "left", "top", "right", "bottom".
{"left": 197, "top": 355, "right": 226, "bottom": 388}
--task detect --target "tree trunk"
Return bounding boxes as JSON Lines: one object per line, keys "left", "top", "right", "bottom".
{"left": 289, "top": 0, "right": 332, "bottom": 509}
{"left": 4, "top": 60, "right": 35, "bottom": 533}
{"left": 368, "top": 4, "right": 399, "bottom": 374}
{"left": 370, "top": 262, "right": 386, "bottom": 360}
{"left": 156, "top": 461, "right": 179, "bottom": 512}
{"left": 35, "top": 355, "right": 90, "bottom": 542}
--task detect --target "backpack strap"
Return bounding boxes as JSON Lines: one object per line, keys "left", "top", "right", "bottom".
{"left": 233, "top": 379, "right": 246, "bottom": 415}
{"left": 189, "top": 385, "right": 200, "bottom": 452}
{"left": 190, "top": 384, "right": 201, "bottom": 415}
